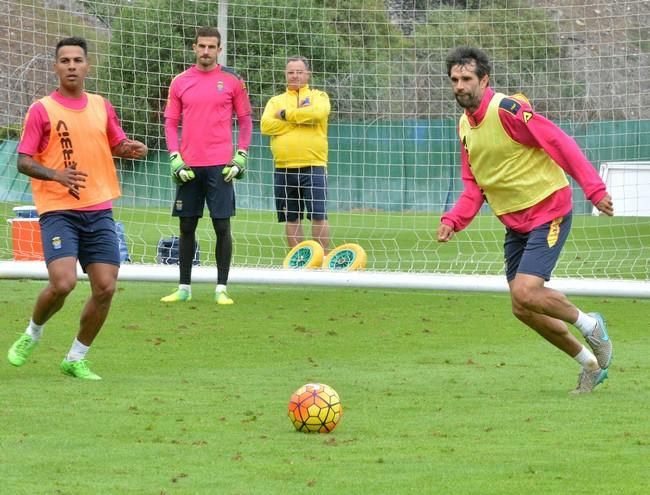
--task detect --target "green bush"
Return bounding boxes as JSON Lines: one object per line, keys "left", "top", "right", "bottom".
{"left": 95, "top": 0, "right": 222, "bottom": 148}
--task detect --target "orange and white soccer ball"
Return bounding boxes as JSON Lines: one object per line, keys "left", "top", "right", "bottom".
{"left": 288, "top": 383, "right": 343, "bottom": 433}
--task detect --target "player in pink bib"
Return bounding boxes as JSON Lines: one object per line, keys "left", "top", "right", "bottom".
{"left": 161, "top": 26, "right": 252, "bottom": 305}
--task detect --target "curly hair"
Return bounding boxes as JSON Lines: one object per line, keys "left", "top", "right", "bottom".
{"left": 445, "top": 46, "right": 491, "bottom": 80}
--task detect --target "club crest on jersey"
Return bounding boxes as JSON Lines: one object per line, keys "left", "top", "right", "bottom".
{"left": 523, "top": 111, "right": 534, "bottom": 123}
{"left": 216, "top": 81, "right": 224, "bottom": 92}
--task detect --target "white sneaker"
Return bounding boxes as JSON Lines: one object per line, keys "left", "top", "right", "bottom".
{"left": 571, "top": 367, "right": 608, "bottom": 394}
{"left": 585, "top": 312, "right": 612, "bottom": 369}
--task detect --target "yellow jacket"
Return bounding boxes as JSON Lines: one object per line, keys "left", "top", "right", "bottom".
{"left": 260, "top": 85, "right": 330, "bottom": 168}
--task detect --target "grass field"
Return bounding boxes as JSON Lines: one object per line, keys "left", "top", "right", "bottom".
{"left": 1, "top": 280, "right": 648, "bottom": 494}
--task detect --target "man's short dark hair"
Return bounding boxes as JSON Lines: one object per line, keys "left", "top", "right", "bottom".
{"left": 286, "top": 56, "right": 310, "bottom": 71}
{"left": 196, "top": 26, "right": 221, "bottom": 45}
{"left": 445, "top": 46, "right": 491, "bottom": 80}
{"left": 55, "top": 36, "right": 88, "bottom": 59}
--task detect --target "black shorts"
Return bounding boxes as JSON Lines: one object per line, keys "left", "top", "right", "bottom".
{"left": 171, "top": 165, "right": 235, "bottom": 219}
{"left": 274, "top": 166, "right": 328, "bottom": 222}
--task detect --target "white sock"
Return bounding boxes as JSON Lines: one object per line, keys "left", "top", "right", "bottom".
{"left": 573, "top": 346, "right": 599, "bottom": 371}
{"left": 66, "top": 338, "right": 90, "bottom": 362}
{"left": 573, "top": 310, "right": 597, "bottom": 336}
{"left": 26, "top": 319, "right": 44, "bottom": 342}
{"left": 216, "top": 284, "right": 227, "bottom": 293}
{"left": 179, "top": 284, "right": 191, "bottom": 294}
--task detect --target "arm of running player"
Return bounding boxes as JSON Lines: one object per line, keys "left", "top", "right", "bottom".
{"left": 532, "top": 117, "right": 609, "bottom": 210}
{"left": 437, "top": 147, "right": 485, "bottom": 242}
{"left": 17, "top": 153, "right": 88, "bottom": 189}
{"left": 500, "top": 103, "right": 611, "bottom": 212}
{"left": 104, "top": 99, "right": 148, "bottom": 159}
{"left": 112, "top": 139, "right": 148, "bottom": 159}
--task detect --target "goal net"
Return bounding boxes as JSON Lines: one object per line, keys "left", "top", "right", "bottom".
{"left": 1, "top": 0, "right": 649, "bottom": 296}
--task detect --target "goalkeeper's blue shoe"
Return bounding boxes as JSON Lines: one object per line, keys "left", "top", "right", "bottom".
{"left": 586, "top": 312, "right": 612, "bottom": 369}
{"left": 215, "top": 290, "right": 234, "bottom": 305}
{"left": 571, "top": 367, "right": 608, "bottom": 394}
{"left": 60, "top": 359, "right": 102, "bottom": 380}
{"left": 8, "top": 334, "right": 38, "bottom": 367}
{"left": 160, "top": 288, "right": 191, "bottom": 303}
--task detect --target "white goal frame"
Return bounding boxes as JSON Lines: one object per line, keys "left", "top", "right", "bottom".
{"left": 1, "top": 261, "right": 649, "bottom": 298}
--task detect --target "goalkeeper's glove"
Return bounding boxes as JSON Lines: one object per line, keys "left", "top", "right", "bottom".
{"left": 222, "top": 149, "right": 247, "bottom": 182}
{"left": 170, "top": 152, "right": 195, "bottom": 184}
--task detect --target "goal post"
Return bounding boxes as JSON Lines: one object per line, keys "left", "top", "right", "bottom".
{"left": 2, "top": 261, "right": 649, "bottom": 299}
{"left": 1, "top": 1, "right": 649, "bottom": 297}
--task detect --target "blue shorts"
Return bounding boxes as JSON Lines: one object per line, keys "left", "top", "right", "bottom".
{"left": 274, "top": 166, "right": 328, "bottom": 222}
{"left": 39, "top": 210, "right": 120, "bottom": 271}
{"left": 504, "top": 213, "right": 572, "bottom": 282}
{"left": 172, "top": 166, "right": 235, "bottom": 219}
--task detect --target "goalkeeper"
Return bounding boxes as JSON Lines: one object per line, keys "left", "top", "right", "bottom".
{"left": 437, "top": 47, "right": 614, "bottom": 394}
{"left": 161, "top": 26, "right": 252, "bottom": 305}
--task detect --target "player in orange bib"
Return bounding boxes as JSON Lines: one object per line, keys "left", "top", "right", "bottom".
{"left": 437, "top": 47, "right": 614, "bottom": 394}
{"left": 7, "top": 37, "right": 148, "bottom": 380}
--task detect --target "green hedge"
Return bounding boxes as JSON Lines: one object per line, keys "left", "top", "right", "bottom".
{"left": 2, "top": 119, "right": 648, "bottom": 213}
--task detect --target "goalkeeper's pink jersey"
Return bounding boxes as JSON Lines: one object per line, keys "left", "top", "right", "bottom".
{"left": 164, "top": 65, "right": 252, "bottom": 166}
{"left": 442, "top": 87, "right": 607, "bottom": 234}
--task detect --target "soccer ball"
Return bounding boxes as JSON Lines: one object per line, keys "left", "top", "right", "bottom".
{"left": 288, "top": 383, "right": 343, "bottom": 433}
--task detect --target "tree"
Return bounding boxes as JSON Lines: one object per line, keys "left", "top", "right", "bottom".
{"left": 95, "top": 0, "right": 222, "bottom": 148}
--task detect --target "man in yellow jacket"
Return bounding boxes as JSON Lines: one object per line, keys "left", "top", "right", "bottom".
{"left": 261, "top": 56, "right": 331, "bottom": 252}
